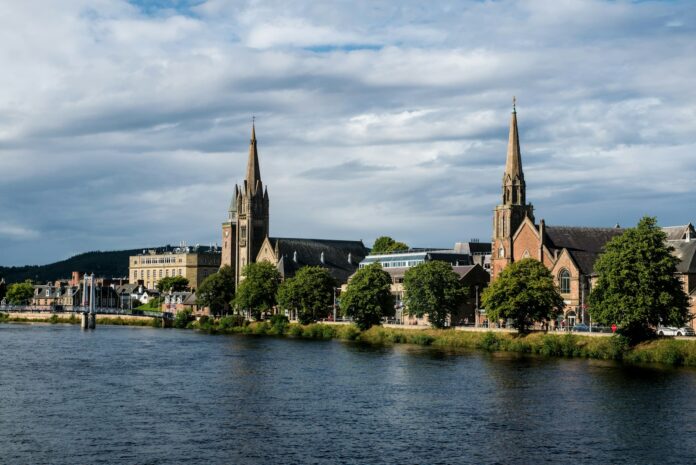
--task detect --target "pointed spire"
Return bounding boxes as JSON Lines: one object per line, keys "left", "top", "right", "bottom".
{"left": 246, "top": 118, "right": 262, "bottom": 193}
{"left": 505, "top": 97, "right": 523, "bottom": 182}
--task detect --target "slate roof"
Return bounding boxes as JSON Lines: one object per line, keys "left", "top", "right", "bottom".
{"left": 670, "top": 240, "right": 696, "bottom": 274}
{"left": 543, "top": 226, "right": 624, "bottom": 275}
{"left": 271, "top": 237, "right": 368, "bottom": 284}
{"left": 663, "top": 224, "right": 695, "bottom": 242}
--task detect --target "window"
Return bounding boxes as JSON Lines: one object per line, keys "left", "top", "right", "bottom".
{"left": 498, "top": 246, "right": 505, "bottom": 258}
{"left": 159, "top": 269, "right": 163, "bottom": 278}
{"left": 559, "top": 269, "right": 571, "bottom": 294}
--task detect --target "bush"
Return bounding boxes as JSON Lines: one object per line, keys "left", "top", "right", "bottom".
{"left": 478, "top": 332, "right": 500, "bottom": 352}
{"left": 48, "top": 314, "right": 60, "bottom": 324}
{"left": 335, "top": 324, "right": 361, "bottom": 340}
{"left": 173, "top": 309, "right": 192, "bottom": 329}
{"left": 269, "top": 314, "right": 290, "bottom": 335}
{"left": 219, "top": 314, "right": 246, "bottom": 330}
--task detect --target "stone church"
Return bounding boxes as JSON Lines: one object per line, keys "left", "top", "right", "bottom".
{"left": 491, "top": 103, "right": 696, "bottom": 328}
{"left": 221, "top": 124, "right": 368, "bottom": 286}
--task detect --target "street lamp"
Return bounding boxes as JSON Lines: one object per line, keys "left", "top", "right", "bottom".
{"left": 474, "top": 285, "right": 479, "bottom": 328}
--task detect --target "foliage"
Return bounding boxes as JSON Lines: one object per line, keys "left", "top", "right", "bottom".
{"left": 196, "top": 266, "right": 235, "bottom": 316}
{"left": 234, "top": 262, "right": 281, "bottom": 319}
{"left": 277, "top": 266, "right": 336, "bottom": 324}
{"left": 340, "top": 263, "right": 395, "bottom": 330}
{"left": 219, "top": 314, "right": 247, "bottom": 330}
{"left": 6, "top": 280, "right": 34, "bottom": 305}
{"left": 156, "top": 275, "right": 190, "bottom": 293}
{"left": 136, "top": 297, "right": 162, "bottom": 311}
{"left": 403, "top": 261, "right": 467, "bottom": 328}
{"left": 589, "top": 217, "right": 689, "bottom": 343}
{"left": 482, "top": 258, "right": 564, "bottom": 333}
{"left": 269, "top": 314, "right": 290, "bottom": 334}
{"left": 173, "top": 309, "right": 193, "bottom": 329}
{"left": 371, "top": 236, "right": 410, "bottom": 254}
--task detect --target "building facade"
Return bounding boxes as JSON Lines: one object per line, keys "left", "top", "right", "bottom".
{"left": 491, "top": 102, "right": 696, "bottom": 329}
{"left": 129, "top": 245, "right": 220, "bottom": 290}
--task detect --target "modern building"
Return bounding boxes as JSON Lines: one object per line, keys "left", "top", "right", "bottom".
{"left": 221, "top": 123, "right": 367, "bottom": 287}
{"left": 491, "top": 101, "right": 696, "bottom": 329}
{"left": 356, "top": 247, "right": 490, "bottom": 326}
{"left": 129, "top": 245, "right": 220, "bottom": 290}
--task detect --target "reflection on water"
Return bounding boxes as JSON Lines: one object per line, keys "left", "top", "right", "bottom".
{"left": 1, "top": 324, "right": 695, "bottom": 464}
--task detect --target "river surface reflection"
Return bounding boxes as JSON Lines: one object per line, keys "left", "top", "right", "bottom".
{"left": 1, "top": 324, "right": 695, "bottom": 464}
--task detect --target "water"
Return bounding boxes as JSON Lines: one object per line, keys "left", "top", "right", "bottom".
{"left": 1, "top": 324, "right": 696, "bottom": 465}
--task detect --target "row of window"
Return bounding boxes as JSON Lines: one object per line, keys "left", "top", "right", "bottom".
{"left": 136, "top": 257, "right": 184, "bottom": 265}
{"left": 134, "top": 269, "right": 184, "bottom": 280}
{"left": 359, "top": 259, "right": 425, "bottom": 269}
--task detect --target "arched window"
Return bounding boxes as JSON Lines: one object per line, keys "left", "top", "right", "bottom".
{"left": 498, "top": 246, "right": 505, "bottom": 258}
{"left": 559, "top": 269, "right": 571, "bottom": 294}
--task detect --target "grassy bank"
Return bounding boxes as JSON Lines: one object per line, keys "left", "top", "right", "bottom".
{"left": 0, "top": 312, "right": 160, "bottom": 327}
{"left": 192, "top": 318, "right": 696, "bottom": 367}
{"left": 5, "top": 312, "right": 696, "bottom": 366}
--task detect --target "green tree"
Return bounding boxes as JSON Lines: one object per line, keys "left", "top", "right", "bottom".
{"left": 156, "top": 275, "right": 190, "bottom": 293}
{"left": 403, "top": 261, "right": 467, "bottom": 328}
{"left": 589, "top": 216, "right": 689, "bottom": 343}
{"left": 6, "top": 280, "right": 35, "bottom": 305}
{"left": 371, "top": 236, "right": 409, "bottom": 254}
{"left": 482, "top": 258, "right": 564, "bottom": 333}
{"left": 196, "top": 266, "right": 235, "bottom": 316}
{"left": 277, "top": 266, "right": 337, "bottom": 324}
{"left": 340, "top": 263, "right": 395, "bottom": 330}
{"left": 234, "top": 261, "right": 282, "bottom": 319}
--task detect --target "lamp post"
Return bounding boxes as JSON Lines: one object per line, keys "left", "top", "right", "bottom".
{"left": 474, "top": 285, "right": 479, "bottom": 328}
{"left": 333, "top": 287, "right": 339, "bottom": 322}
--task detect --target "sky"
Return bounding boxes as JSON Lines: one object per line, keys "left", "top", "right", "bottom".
{"left": 0, "top": 0, "right": 695, "bottom": 266}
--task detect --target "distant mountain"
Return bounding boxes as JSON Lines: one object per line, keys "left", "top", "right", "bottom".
{"left": 0, "top": 247, "right": 157, "bottom": 284}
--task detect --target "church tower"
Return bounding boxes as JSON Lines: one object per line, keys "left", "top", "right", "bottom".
{"left": 491, "top": 99, "right": 534, "bottom": 279}
{"left": 221, "top": 122, "right": 270, "bottom": 285}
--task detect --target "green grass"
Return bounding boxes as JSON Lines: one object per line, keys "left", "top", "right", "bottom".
{"left": 5, "top": 311, "right": 696, "bottom": 367}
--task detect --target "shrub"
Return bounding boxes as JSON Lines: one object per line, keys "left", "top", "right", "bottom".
{"left": 219, "top": 315, "right": 246, "bottom": 330}
{"left": 269, "top": 314, "right": 290, "bottom": 335}
{"left": 335, "top": 324, "right": 361, "bottom": 340}
{"left": 173, "top": 309, "right": 192, "bottom": 329}
{"left": 478, "top": 332, "right": 500, "bottom": 352}
{"left": 48, "top": 314, "right": 60, "bottom": 324}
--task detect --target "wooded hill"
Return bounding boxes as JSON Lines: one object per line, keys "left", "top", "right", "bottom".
{"left": 0, "top": 248, "right": 153, "bottom": 284}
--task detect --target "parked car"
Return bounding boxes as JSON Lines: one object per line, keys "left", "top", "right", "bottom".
{"left": 657, "top": 326, "right": 695, "bottom": 337}
{"left": 571, "top": 323, "right": 590, "bottom": 332}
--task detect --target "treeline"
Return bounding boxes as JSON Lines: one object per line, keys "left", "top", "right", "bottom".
{"left": 0, "top": 247, "right": 161, "bottom": 284}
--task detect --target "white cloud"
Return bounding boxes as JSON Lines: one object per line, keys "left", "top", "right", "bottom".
{"left": 0, "top": 0, "right": 695, "bottom": 265}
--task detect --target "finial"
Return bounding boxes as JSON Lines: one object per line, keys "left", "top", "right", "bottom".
{"left": 512, "top": 96, "right": 516, "bottom": 113}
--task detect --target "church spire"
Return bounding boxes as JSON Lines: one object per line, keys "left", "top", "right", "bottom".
{"left": 504, "top": 97, "right": 523, "bottom": 183}
{"left": 246, "top": 118, "right": 262, "bottom": 193}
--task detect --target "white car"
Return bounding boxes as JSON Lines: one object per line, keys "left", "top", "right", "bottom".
{"left": 657, "top": 326, "right": 695, "bottom": 337}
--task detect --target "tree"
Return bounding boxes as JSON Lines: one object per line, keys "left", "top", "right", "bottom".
{"left": 6, "top": 280, "right": 35, "bottom": 305}
{"left": 371, "top": 236, "right": 410, "bottom": 254}
{"left": 340, "top": 263, "right": 395, "bottom": 330}
{"left": 156, "top": 275, "right": 190, "bottom": 293}
{"left": 196, "top": 266, "right": 235, "bottom": 316}
{"left": 589, "top": 216, "right": 689, "bottom": 343}
{"left": 482, "top": 258, "right": 564, "bottom": 333}
{"left": 234, "top": 261, "right": 282, "bottom": 319}
{"left": 277, "top": 266, "right": 337, "bottom": 324}
{"left": 403, "top": 261, "right": 467, "bottom": 328}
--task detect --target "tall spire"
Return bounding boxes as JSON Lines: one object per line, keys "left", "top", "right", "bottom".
{"left": 246, "top": 118, "right": 262, "bottom": 193}
{"left": 505, "top": 97, "right": 523, "bottom": 182}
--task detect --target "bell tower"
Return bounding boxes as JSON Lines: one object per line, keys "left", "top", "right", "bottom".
{"left": 223, "top": 121, "right": 270, "bottom": 285}
{"left": 492, "top": 98, "right": 534, "bottom": 279}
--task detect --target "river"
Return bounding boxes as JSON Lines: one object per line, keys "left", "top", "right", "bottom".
{"left": 1, "top": 324, "right": 695, "bottom": 464}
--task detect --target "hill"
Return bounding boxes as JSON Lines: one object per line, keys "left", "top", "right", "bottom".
{"left": 0, "top": 248, "right": 151, "bottom": 284}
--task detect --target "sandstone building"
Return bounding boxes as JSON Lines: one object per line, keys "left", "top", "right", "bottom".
{"left": 129, "top": 245, "right": 220, "bottom": 290}
{"left": 491, "top": 102, "right": 696, "bottom": 329}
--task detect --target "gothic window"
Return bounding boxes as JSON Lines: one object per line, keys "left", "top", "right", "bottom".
{"left": 522, "top": 249, "right": 530, "bottom": 258}
{"left": 498, "top": 246, "right": 505, "bottom": 258}
{"left": 559, "top": 269, "right": 571, "bottom": 294}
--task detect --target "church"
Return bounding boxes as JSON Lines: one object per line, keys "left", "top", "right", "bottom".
{"left": 221, "top": 124, "right": 368, "bottom": 286}
{"left": 491, "top": 102, "right": 696, "bottom": 329}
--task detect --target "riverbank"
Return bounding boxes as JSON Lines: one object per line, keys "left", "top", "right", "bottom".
{"left": 4, "top": 312, "right": 696, "bottom": 366}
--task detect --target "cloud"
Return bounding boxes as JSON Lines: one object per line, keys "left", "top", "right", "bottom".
{"left": 0, "top": 0, "right": 695, "bottom": 266}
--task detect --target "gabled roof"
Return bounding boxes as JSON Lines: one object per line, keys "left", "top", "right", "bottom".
{"left": 663, "top": 224, "right": 695, "bottom": 242}
{"left": 543, "top": 226, "right": 624, "bottom": 275}
{"left": 670, "top": 240, "right": 696, "bottom": 274}
{"left": 271, "top": 237, "right": 368, "bottom": 284}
